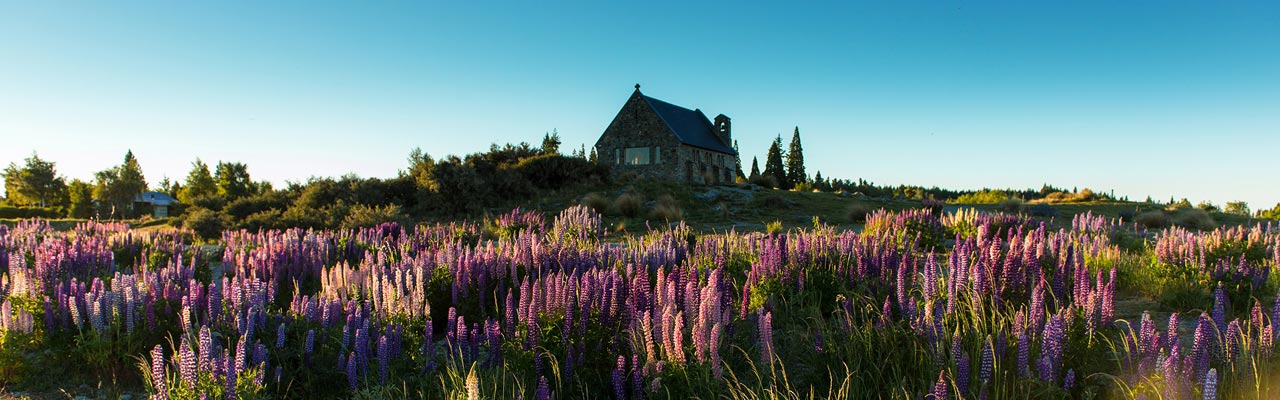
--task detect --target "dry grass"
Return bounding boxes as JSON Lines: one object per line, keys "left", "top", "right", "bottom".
{"left": 613, "top": 192, "right": 644, "bottom": 218}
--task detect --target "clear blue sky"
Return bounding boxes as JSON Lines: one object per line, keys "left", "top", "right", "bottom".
{"left": 2, "top": 1, "right": 1277, "bottom": 208}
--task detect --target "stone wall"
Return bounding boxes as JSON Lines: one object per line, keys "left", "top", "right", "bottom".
{"left": 594, "top": 91, "right": 738, "bottom": 184}
{"left": 594, "top": 91, "right": 686, "bottom": 180}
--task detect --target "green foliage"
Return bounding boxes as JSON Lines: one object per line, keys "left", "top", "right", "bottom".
{"left": 67, "top": 179, "right": 95, "bottom": 218}
{"left": 179, "top": 159, "right": 218, "bottom": 203}
{"left": 215, "top": 161, "right": 253, "bottom": 200}
{"left": 3, "top": 152, "right": 67, "bottom": 208}
{"left": 952, "top": 189, "right": 1010, "bottom": 204}
{"left": 1223, "top": 201, "right": 1250, "bottom": 217}
{"left": 184, "top": 207, "right": 225, "bottom": 241}
{"left": 0, "top": 206, "right": 61, "bottom": 219}
{"left": 341, "top": 204, "right": 408, "bottom": 229}
{"left": 93, "top": 150, "right": 149, "bottom": 219}
{"left": 1259, "top": 203, "right": 1280, "bottom": 220}
{"left": 786, "top": 127, "right": 805, "bottom": 187}
{"left": 763, "top": 135, "right": 787, "bottom": 189}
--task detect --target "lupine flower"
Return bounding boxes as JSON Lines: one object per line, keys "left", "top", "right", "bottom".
{"left": 536, "top": 375, "right": 551, "bottom": 400}
{"left": 933, "top": 370, "right": 948, "bottom": 400}
{"left": 613, "top": 356, "right": 627, "bottom": 400}
{"left": 956, "top": 351, "right": 970, "bottom": 394}
{"left": 151, "top": 345, "right": 168, "bottom": 399}
{"left": 466, "top": 365, "right": 480, "bottom": 400}
{"left": 1203, "top": 368, "right": 1217, "bottom": 400}
{"left": 179, "top": 337, "right": 197, "bottom": 389}
{"left": 277, "top": 322, "right": 287, "bottom": 349}
{"left": 346, "top": 351, "right": 358, "bottom": 390}
{"left": 1063, "top": 369, "right": 1075, "bottom": 391}
{"left": 979, "top": 337, "right": 994, "bottom": 384}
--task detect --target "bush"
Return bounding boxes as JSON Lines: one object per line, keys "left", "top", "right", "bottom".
{"left": 1117, "top": 209, "right": 1136, "bottom": 222}
{"left": 613, "top": 192, "right": 644, "bottom": 218}
{"left": 748, "top": 174, "right": 778, "bottom": 189}
{"left": 650, "top": 195, "right": 684, "bottom": 221}
{"left": 0, "top": 206, "right": 60, "bottom": 219}
{"left": 183, "top": 208, "right": 225, "bottom": 241}
{"left": 582, "top": 193, "right": 610, "bottom": 214}
{"left": 341, "top": 204, "right": 408, "bottom": 230}
{"left": 1173, "top": 208, "right": 1215, "bottom": 230}
{"left": 1136, "top": 211, "right": 1170, "bottom": 229}
{"left": 999, "top": 198, "right": 1026, "bottom": 214}
{"left": 952, "top": 189, "right": 1008, "bottom": 204}
{"left": 1028, "top": 203, "right": 1058, "bottom": 217}
{"left": 792, "top": 182, "right": 814, "bottom": 192}
{"left": 846, "top": 203, "right": 872, "bottom": 223}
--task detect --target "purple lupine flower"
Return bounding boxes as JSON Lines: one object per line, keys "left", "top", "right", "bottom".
{"left": 304, "top": 329, "right": 316, "bottom": 364}
{"left": 151, "top": 345, "right": 168, "bottom": 399}
{"left": 1224, "top": 319, "right": 1241, "bottom": 366}
{"left": 980, "top": 337, "right": 994, "bottom": 384}
{"left": 956, "top": 351, "right": 970, "bottom": 394}
{"left": 276, "top": 322, "right": 287, "bottom": 349}
{"left": 1203, "top": 368, "right": 1217, "bottom": 400}
{"left": 179, "top": 337, "right": 197, "bottom": 389}
{"left": 225, "top": 349, "right": 237, "bottom": 400}
{"left": 1063, "top": 368, "right": 1075, "bottom": 391}
{"left": 1167, "top": 312, "right": 1180, "bottom": 350}
{"left": 613, "top": 356, "right": 627, "bottom": 400}
{"left": 378, "top": 334, "right": 390, "bottom": 385}
{"left": 1017, "top": 333, "right": 1029, "bottom": 378}
{"left": 758, "top": 311, "right": 774, "bottom": 364}
{"left": 1212, "top": 283, "right": 1228, "bottom": 333}
{"left": 933, "top": 370, "right": 948, "bottom": 400}
{"left": 199, "top": 325, "right": 213, "bottom": 372}
{"left": 1191, "top": 313, "right": 1212, "bottom": 382}
{"left": 632, "top": 353, "right": 645, "bottom": 400}
{"left": 536, "top": 375, "right": 551, "bottom": 400}
{"left": 346, "top": 351, "right": 358, "bottom": 390}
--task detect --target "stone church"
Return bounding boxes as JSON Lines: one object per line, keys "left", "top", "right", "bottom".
{"left": 595, "top": 85, "right": 739, "bottom": 183}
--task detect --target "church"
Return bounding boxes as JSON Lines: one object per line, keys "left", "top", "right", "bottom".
{"left": 594, "top": 85, "right": 739, "bottom": 183}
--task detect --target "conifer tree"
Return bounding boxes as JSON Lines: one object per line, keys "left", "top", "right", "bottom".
{"left": 763, "top": 135, "right": 787, "bottom": 189}
{"left": 786, "top": 127, "right": 805, "bottom": 187}
{"left": 749, "top": 157, "right": 760, "bottom": 179}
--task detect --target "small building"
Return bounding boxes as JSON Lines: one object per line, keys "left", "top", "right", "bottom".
{"left": 595, "top": 85, "right": 739, "bottom": 183}
{"left": 134, "top": 191, "right": 179, "bottom": 218}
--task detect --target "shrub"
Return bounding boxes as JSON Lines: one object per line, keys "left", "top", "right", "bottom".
{"left": 1117, "top": 209, "right": 1136, "bottom": 222}
{"left": 581, "top": 192, "right": 610, "bottom": 214}
{"left": 183, "top": 208, "right": 225, "bottom": 241}
{"left": 846, "top": 203, "right": 872, "bottom": 223}
{"left": 1223, "top": 201, "right": 1250, "bottom": 217}
{"left": 650, "top": 195, "right": 684, "bottom": 221}
{"left": 952, "top": 189, "right": 1008, "bottom": 204}
{"left": 341, "top": 204, "right": 408, "bottom": 230}
{"left": 0, "top": 206, "right": 60, "bottom": 219}
{"left": 748, "top": 174, "right": 778, "bottom": 189}
{"left": 1028, "top": 203, "right": 1058, "bottom": 217}
{"left": 792, "top": 182, "right": 814, "bottom": 192}
{"left": 999, "top": 198, "right": 1026, "bottom": 214}
{"left": 1136, "top": 211, "right": 1170, "bottom": 229}
{"left": 1173, "top": 208, "right": 1215, "bottom": 230}
{"left": 613, "top": 192, "right": 644, "bottom": 218}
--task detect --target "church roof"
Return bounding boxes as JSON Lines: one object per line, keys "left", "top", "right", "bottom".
{"left": 640, "top": 94, "right": 736, "bottom": 155}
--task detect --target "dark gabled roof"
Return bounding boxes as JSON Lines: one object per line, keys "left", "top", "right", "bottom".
{"left": 135, "top": 191, "right": 178, "bottom": 206}
{"left": 640, "top": 94, "right": 736, "bottom": 155}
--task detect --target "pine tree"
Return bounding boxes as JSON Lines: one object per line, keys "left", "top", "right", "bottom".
{"left": 733, "top": 140, "right": 744, "bottom": 179}
{"left": 749, "top": 157, "right": 760, "bottom": 179}
{"left": 763, "top": 135, "right": 787, "bottom": 189}
{"left": 180, "top": 159, "right": 218, "bottom": 203}
{"left": 541, "top": 130, "right": 561, "bottom": 155}
{"left": 786, "top": 127, "right": 805, "bottom": 187}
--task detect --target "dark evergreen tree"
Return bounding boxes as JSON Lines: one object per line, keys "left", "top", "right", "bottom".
{"left": 749, "top": 157, "right": 760, "bottom": 179}
{"left": 733, "top": 140, "right": 744, "bottom": 179}
{"left": 786, "top": 127, "right": 805, "bottom": 187}
{"left": 763, "top": 135, "right": 787, "bottom": 189}
{"left": 541, "top": 130, "right": 561, "bottom": 155}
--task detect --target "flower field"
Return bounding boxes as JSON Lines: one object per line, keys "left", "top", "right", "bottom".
{"left": 1, "top": 207, "right": 1278, "bottom": 399}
